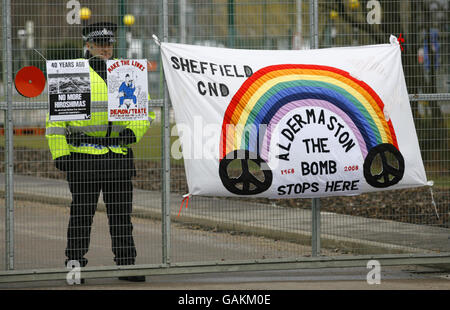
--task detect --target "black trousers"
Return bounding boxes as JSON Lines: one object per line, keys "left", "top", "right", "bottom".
{"left": 65, "top": 170, "right": 137, "bottom": 267}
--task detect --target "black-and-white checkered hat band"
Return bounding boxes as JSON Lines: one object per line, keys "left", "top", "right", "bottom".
{"left": 83, "top": 28, "right": 115, "bottom": 43}
{"left": 82, "top": 22, "right": 117, "bottom": 43}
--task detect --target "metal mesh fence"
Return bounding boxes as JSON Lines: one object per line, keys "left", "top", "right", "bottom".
{"left": 1, "top": 0, "right": 166, "bottom": 270}
{"left": 0, "top": 0, "right": 449, "bottom": 274}
{"left": 165, "top": 0, "right": 449, "bottom": 264}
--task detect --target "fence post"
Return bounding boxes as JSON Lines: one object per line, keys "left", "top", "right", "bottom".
{"left": 2, "top": 0, "right": 14, "bottom": 270}
{"left": 227, "top": 0, "right": 236, "bottom": 48}
{"left": 311, "top": 197, "right": 321, "bottom": 256}
{"left": 117, "top": 0, "right": 127, "bottom": 58}
{"left": 309, "top": 0, "right": 321, "bottom": 257}
{"left": 161, "top": 0, "right": 171, "bottom": 266}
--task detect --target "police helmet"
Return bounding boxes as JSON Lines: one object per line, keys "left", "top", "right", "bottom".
{"left": 82, "top": 22, "right": 117, "bottom": 44}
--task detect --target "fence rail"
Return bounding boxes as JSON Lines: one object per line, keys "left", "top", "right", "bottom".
{"left": 1, "top": 94, "right": 449, "bottom": 111}
{"left": 1, "top": 0, "right": 449, "bottom": 282}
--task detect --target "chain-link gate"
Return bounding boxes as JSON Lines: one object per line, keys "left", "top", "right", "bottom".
{"left": 0, "top": 0, "right": 449, "bottom": 282}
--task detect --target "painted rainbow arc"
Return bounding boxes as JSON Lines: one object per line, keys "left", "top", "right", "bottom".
{"left": 219, "top": 64, "right": 398, "bottom": 161}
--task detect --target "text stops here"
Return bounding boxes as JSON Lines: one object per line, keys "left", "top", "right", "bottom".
{"left": 274, "top": 107, "right": 362, "bottom": 197}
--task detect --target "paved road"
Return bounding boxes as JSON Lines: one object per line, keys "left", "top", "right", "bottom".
{"left": 3, "top": 174, "right": 449, "bottom": 254}
{"left": 0, "top": 174, "right": 449, "bottom": 290}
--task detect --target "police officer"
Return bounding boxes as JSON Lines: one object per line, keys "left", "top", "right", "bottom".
{"left": 46, "top": 22, "right": 153, "bottom": 282}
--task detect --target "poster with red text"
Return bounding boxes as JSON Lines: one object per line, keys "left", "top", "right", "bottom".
{"left": 107, "top": 59, "right": 148, "bottom": 121}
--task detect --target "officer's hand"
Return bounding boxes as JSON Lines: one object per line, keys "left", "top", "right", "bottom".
{"left": 67, "top": 132, "right": 87, "bottom": 146}
{"left": 105, "top": 129, "right": 136, "bottom": 146}
{"left": 118, "top": 128, "right": 137, "bottom": 146}
{"left": 55, "top": 155, "right": 71, "bottom": 172}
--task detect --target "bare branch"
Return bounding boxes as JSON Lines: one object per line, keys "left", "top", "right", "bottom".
{"left": 319, "top": 1, "right": 385, "bottom": 44}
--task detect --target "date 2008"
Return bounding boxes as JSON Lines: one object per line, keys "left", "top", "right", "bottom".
{"left": 344, "top": 165, "right": 358, "bottom": 171}
{"left": 281, "top": 166, "right": 358, "bottom": 174}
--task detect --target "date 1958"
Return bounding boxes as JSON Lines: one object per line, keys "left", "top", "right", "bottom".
{"left": 281, "top": 168, "right": 295, "bottom": 175}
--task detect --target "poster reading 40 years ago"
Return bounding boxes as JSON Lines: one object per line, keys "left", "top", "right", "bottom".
{"left": 47, "top": 59, "right": 91, "bottom": 121}
{"left": 161, "top": 37, "right": 429, "bottom": 199}
{"left": 107, "top": 59, "right": 149, "bottom": 121}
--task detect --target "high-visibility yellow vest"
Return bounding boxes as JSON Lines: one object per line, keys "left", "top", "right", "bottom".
{"left": 46, "top": 62, "right": 154, "bottom": 160}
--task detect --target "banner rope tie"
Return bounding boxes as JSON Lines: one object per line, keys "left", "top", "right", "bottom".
{"left": 178, "top": 193, "right": 191, "bottom": 217}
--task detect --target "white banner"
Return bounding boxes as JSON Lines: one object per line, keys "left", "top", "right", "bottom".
{"left": 107, "top": 59, "right": 149, "bottom": 121}
{"left": 161, "top": 38, "right": 428, "bottom": 198}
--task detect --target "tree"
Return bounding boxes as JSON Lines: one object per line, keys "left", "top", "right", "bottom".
{"left": 320, "top": 0, "right": 448, "bottom": 165}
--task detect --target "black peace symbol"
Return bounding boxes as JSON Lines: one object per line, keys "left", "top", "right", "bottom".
{"left": 219, "top": 150, "right": 273, "bottom": 195}
{"left": 363, "top": 143, "right": 405, "bottom": 188}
